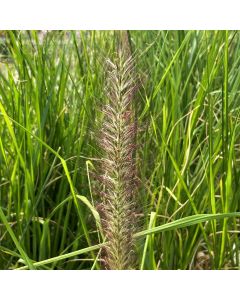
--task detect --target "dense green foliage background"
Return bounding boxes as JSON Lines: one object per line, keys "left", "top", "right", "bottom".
{"left": 0, "top": 31, "right": 240, "bottom": 269}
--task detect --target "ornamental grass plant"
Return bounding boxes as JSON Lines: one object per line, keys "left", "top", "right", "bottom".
{"left": 0, "top": 31, "right": 240, "bottom": 270}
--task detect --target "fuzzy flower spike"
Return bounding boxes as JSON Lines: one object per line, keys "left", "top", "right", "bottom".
{"left": 97, "top": 50, "right": 138, "bottom": 270}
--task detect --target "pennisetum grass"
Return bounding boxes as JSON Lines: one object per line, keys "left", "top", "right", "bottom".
{"left": 96, "top": 48, "right": 138, "bottom": 270}
{"left": 1, "top": 31, "right": 240, "bottom": 270}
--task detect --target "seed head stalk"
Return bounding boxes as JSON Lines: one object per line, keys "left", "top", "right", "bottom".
{"left": 98, "top": 50, "right": 138, "bottom": 270}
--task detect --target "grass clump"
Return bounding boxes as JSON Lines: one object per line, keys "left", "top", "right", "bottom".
{"left": 0, "top": 30, "right": 240, "bottom": 270}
